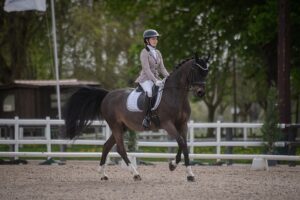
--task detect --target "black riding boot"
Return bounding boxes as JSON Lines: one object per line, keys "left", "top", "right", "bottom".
{"left": 142, "top": 96, "right": 152, "bottom": 129}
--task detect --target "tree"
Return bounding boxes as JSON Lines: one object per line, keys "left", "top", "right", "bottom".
{"left": 261, "top": 85, "right": 281, "bottom": 154}
{"left": 1, "top": 0, "right": 299, "bottom": 126}
{"left": 277, "top": 0, "right": 291, "bottom": 138}
{"left": 0, "top": 1, "right": 72, "bottom": 83}
{"left": 0, "top": 8, "right": 43, "bottom": 83}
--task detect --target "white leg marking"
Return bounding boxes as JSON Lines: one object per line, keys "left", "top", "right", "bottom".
{"left": 129, "top": 163, "right": 139, "bottom": 176}
{"left": 186, "top": 166, "right": 194, "bottom": 177}
{"left": 171, "top": 159, "right": 177, "bottom": 167}
{"left": 98, "top": 165, "right": 108, "bottom": 178}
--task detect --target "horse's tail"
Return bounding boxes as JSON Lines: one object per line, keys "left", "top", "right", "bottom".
{"left": 63, "top": 86, "right": 109, "bottom": 139}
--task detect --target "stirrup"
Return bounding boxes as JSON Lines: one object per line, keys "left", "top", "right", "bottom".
{"left": 142, "top": 116, "right": 151, "bottom": 129}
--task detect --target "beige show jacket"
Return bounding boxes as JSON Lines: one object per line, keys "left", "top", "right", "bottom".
{"left": 135, "top": 48, "right": 169, "bottom": 84}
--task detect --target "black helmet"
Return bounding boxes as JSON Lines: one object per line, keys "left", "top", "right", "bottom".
{"left": 143, "top": 29, "right": 160, "bottom": 39}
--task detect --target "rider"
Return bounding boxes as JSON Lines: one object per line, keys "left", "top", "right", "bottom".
{"left": 135, "top": 29, "right": 169, "bottom": 129}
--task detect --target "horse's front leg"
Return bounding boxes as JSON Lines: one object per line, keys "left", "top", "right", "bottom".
{"left": 169, "top": 146, "right": 181, "bottom": 171}
{"left": 179, "top": 124, "right": 195, "bottom": 181}
{"left": 179, "top": 135, "right": 195, "bottom": 182}
{"left": 169, "top": 123, "right": 190, "bottom": 171}
{"left": 163, "top": 122, "right": 195, "bottom": 182}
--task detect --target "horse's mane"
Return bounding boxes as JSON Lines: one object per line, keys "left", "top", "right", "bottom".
{"left": 174, "top": 57, "right": 193, "bottom": 70}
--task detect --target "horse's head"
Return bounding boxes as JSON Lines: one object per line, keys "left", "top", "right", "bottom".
{"left": 189, "top": 53, "right": 210, "bottom": 97}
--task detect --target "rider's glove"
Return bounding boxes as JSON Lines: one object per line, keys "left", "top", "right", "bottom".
{"left": 155, "top": 80, "right": 164, "bottom": 87}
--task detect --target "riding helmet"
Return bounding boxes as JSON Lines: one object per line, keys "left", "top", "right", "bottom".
{"left": 143, "top": 29, "right": 160, "bottom": 39}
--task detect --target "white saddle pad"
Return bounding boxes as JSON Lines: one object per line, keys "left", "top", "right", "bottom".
{"left": 126, "top": 83, "right": 165, "bottom": 112}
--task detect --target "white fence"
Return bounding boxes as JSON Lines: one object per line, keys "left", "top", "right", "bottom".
{"left": 0, "top": 117, "right": 299, "bottom": 162}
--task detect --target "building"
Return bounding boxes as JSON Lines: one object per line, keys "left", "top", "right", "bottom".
{"left": 0, "top": 79, "right": 100, "bottom": 119}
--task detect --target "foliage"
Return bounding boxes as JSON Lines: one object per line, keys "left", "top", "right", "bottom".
{"left": 261, "top": 85, "right": 281, "bottom": 154}
{"left": 126, "top": 130, "right": 137, "bottom": 152}
{"left": 0, "top": 0, "right": 299, "bottom": 123}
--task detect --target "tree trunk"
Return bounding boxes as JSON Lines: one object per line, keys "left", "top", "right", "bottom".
{"left": 232, "top": 56, "right": 237, "bottom": 123}
{"left": 8, "top": 13, "right": 29, "bottom": 81}
{"left": 262, "top": 38, "right": 277, "bottom": 86}
{"left": 0, "top": 54, "right": 12, "bottom": 83}
{"left": 277, "top": 0, "right": 291, "bottom": 144}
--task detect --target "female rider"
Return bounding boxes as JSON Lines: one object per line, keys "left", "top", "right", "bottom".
{"left": 135, "top": 29, "right": 169, "bottom": 128}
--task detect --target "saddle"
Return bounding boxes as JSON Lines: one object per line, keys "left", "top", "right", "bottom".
{"left": 135, "top": 85, "right": 159, "bottom": 110}
{"left": 126, "top": 81, "right": 165, "bottom": 112}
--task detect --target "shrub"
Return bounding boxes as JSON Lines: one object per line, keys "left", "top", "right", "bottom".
{"left": 261, "top": 85, "right": 281, "bottom": 154}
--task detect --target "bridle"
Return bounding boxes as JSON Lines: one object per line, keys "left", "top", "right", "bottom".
{"left": 189, "top": 59, "right": 208, "bottom": 88}
{"left": 157, "top": 57, "right": 209, "bottom": 92}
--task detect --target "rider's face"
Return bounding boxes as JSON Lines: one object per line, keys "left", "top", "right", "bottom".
{"left": 148, "top": 37, "right": 158, "bottom": 47}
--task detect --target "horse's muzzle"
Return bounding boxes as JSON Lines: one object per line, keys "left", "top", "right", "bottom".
{"left": 193, "top": 86, "right": 205, "bottom": 98}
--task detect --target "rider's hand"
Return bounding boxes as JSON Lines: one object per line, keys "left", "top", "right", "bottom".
{"left": 155, "top": 80, "right": 164, "bottom": 87}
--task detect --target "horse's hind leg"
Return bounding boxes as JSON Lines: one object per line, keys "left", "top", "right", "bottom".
{"left": 98, "top": 135, "right": 116, "bottom": 180}
{"left": 113, "top": 128, "right": 141, "bottom": 181}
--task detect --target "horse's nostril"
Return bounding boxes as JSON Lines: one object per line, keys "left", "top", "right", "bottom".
{"left": 193, "top": 87, "right": 205, "bottom": 98}
{"left": 197, "top": 91, "right": 205, "bottom": 97}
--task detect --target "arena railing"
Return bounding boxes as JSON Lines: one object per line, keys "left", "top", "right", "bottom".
{"left": 0, "top": 117, "right": 299, "bottom": 163}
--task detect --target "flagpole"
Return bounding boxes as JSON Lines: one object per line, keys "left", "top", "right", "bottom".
{"left": 50, "top": 0, "right": 62, "bottom": 119}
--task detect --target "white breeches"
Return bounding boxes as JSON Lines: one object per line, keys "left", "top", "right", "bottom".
{"left": 140, "top": 80, "right": 154, "bottom": 97}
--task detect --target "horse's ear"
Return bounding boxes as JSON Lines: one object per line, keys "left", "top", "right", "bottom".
{"left": 205, "top": 53, "right": 211, "bottom": 63}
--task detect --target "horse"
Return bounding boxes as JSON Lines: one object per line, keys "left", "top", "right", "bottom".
{"left": 63, "top": 53, "right": 209, "bottom": 182}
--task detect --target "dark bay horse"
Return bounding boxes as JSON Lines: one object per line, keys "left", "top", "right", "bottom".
{"left": 64, "top": 54, "right": 209, "bottom": 182}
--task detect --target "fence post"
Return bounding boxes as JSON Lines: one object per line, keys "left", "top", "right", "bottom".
{"left": 243, "top": 127, "right": 248, "bottom": 148}
{"left": 19, "top": 127, "right": 23, "bottom": 148}
{"left": 216, "top": 120, "right": 221, "bottom": 162}
{"left": 14, "top": 116, "right": 19, "bottom": 160}
{"left": 45, "top": 117, "right": 51, "bottom": 160}
{"left": 189, "top": 120, "right": 194, "bottom": 156}
{"left": 225, "top": 127, "right": 233, "bottom": 165}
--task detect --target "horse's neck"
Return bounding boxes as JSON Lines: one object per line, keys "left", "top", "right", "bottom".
{"left": 166, "top": 63, "right": 191, "bottom": 100}
{"left": 169, "top": 61, "right": 191, "bottom": 88}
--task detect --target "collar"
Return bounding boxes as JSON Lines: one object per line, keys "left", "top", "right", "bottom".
{"left": 147, "top": 45, "right": 156, "bottom": 51}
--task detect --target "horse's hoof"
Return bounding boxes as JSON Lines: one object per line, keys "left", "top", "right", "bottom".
{"left": 187, "top": 176, "right": 195, "bottom": 182}
{"left": 101, "top": 176, "right": 108, "bottom": 180}
{"left": 169, "top": 161, "right": 177, "bottom": 171}
{"left": 133, "top": 175, "right": 142, "bottom": 181}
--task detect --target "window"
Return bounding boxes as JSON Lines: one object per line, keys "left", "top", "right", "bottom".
{"left": 3, "top": 94, "right": 15, "bottom": 112}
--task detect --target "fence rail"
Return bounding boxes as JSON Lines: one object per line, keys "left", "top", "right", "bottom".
{"left": 0, "top": 117, "right": 299, "bottom": 162}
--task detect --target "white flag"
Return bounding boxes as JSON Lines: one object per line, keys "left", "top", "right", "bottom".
{"left": 4, "top": 0, "right": 46, "bottom": 12}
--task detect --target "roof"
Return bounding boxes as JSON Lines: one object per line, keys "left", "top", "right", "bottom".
{"left": 0, "top": 79, "right": 100, "bottom": 89}
{"left": 13, "top": 79, "right": 99, "bottom": 86}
